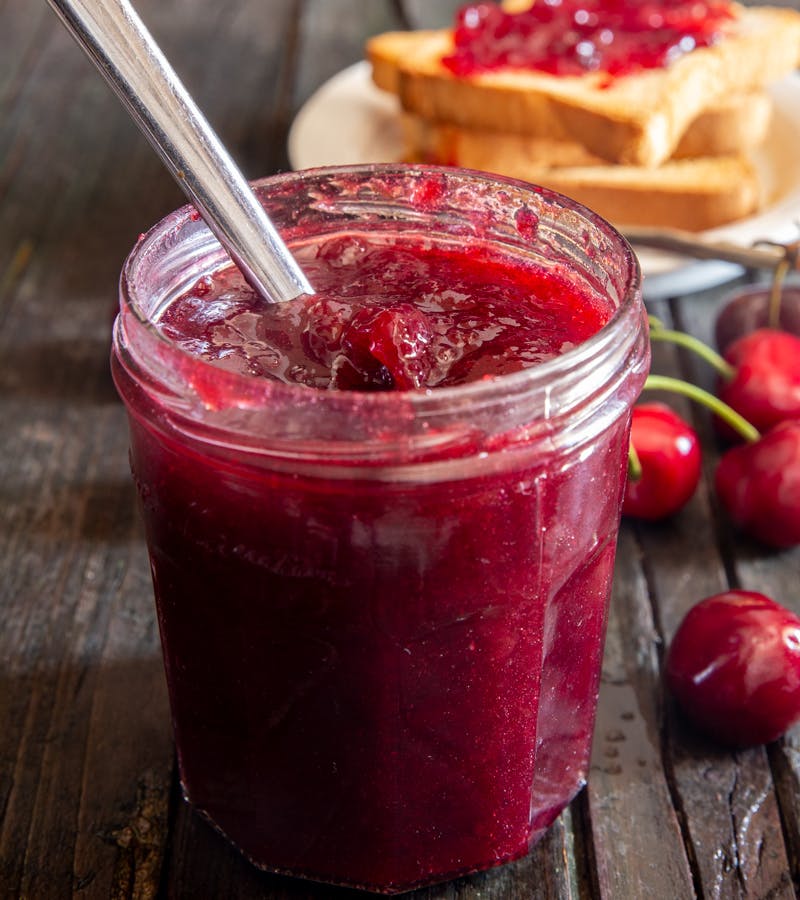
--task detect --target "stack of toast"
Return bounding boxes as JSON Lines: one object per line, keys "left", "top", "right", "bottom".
{"left": 367, "top": 2, "right": 800, "bottom": 231}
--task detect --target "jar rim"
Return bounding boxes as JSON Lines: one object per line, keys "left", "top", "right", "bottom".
{"left": 117, "top": 164, "right": 643, "bottom": 418}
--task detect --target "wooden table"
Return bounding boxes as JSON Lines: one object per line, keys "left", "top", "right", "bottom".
{"left": 2, "top": 2, "right": 799, "bottom": 897}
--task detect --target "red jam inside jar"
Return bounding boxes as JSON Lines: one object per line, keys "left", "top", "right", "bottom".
{"left": 443, "top": 0, "right": 738, "bottom": 78}
{"left": 111, "top": 167, "right": 648, "bottom": 894}
{"left": 157, "top": 236, "right": 610, "bottom": 392}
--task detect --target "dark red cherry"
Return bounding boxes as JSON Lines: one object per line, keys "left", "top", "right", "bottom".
{"left": 364, "top": 304, "right": 433, "bottom": 390}
{"left": 623, "top": 403, "right": 702, "bottom": 520}
{"left": 715, "top": 420, "right": 800, "bottom": 548}
{"left": 715, "top": 284, "right": 800, "bottom": 353}
{"left": 333, "top": 304, "right": 433, "bottom": 391}
{"left": 665, "top": 590, "right": 800, "bottom": 747}
{"left": 717, "top": 329, "right": 800, "bottom": 434}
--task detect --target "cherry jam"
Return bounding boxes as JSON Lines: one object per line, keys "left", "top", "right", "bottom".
{"left": 443, "top": 0, "right": 737, "bottom": 78}
{"left": 157, "top": 235, "right": 609, "bottom": 392}
{"left": 112, "top": 165, "right": 649, "bottom": 894}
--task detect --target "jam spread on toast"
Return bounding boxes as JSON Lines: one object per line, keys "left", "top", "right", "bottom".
{"left": 443, "top": 0, "right": 737, "bottom": 78}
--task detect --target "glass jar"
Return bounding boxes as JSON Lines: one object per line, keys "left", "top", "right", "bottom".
{"left": 111, "top": 165, "right": 649, "bottom": 894}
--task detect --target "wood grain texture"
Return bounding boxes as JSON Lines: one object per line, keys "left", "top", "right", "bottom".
{"left": 2, "top": 1, "right": 800, "bottom": 897}
{"left": 588, "top": 524, "right": 696, "bottom": 899}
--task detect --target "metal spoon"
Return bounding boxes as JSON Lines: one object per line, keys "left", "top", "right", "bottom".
{"left": 624, "top": 227, "right": 800, "bottom": 274}
{"left": 47, "top": 0, "right": 313, "bottom": 303}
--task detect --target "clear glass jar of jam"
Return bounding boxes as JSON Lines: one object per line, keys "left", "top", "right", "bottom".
{"left": 111, "top": 165, "right": 648, "bottom": 894}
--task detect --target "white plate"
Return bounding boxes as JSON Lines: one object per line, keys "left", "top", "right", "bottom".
{"left": 288, "top": 63, "right": 800, "bottom": 298}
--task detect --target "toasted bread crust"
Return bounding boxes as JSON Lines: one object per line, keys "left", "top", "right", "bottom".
{"left": 403, "top": 91, "right": 772, "bottom": 169}
{"left": 367, "top": 6, "right": 800, "bottom": 167}
{"left": 672, "top": 91, "right": 773, "bottom": 158}
{"left": 416, "top": 144, "right": 759, "bottom": 230}
{"left": 531, "top": 159, "right": 760, "bottom": 231}
{"left": 403, "top": 117, "right": 762, "bottom": 231}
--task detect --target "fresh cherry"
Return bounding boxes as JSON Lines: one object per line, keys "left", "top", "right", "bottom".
{"left": 623, "top": 403, "right": 702, "bottom": 520}
{"left": 715, "top": 420, "right": 800, "bottom": 548}
{"left": 717, "top": 328, "right": 800, "bottom": 435}
{"left": 715, "top": 284, "right": 800, "bottom": 353}
{"left": 644, "top": 328, "right": 800, "bottom": 545}
{"left": 665, "top": 590, "right": 800, "bottom": 747}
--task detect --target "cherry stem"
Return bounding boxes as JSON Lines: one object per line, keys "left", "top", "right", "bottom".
{"left": 768, "top": 259, "right": 791, "bottom": 329}
{"left": 643, "top": 374, "right": 760, "bottom": 443}
{"left": 648, "top": 316, "right": 735, "bottom": 380}
{"left": 627, "top": 438, "right": 643, "bottom": 482}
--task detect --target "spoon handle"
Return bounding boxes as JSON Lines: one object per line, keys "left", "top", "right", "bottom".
{"left": 624, "top": 227, "right": 800, "bottom": 273}
{"left": 47, "top": 0, "right": 313, "bottom": 303}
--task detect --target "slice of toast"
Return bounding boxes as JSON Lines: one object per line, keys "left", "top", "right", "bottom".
{"left": 669, "top": 91, "right": 773, "bottom": 159}
{"left": 404, "top": 120, "right": 760, "bottom": 231}
{"left": 403, "top": 91, "right": 773, "bottom": 166}
{"left": 367, "top": 5, "right": 800, "bottom": 167}
{"left": 523, "top": 156, "right": 761, "bottom": 231}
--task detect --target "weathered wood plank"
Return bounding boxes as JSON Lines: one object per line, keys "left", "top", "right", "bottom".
{"left": 0, "top": 4, "right": 51, "bottom": 109}
{"left": 402, "top": 1, "right": 464, "bottom": 29}
{"left": 0, "top": 0, "right": 275, "bottom": 895}
{"left": 0, "top": 200, "right": 173, "bottom": 900}
{"left": 292, "top": 0, "right": 408, "bottom": 107}
{"left": 587, "top": 526, "right": 696, "bottom": 898}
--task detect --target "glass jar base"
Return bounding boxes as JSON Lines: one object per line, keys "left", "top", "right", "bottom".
{"left": 183, "top": 781, "right": 587, "bottom": 895}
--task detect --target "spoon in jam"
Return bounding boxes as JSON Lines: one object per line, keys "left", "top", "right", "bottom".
{"left": 46, "top": 0, "right": 313, "bottom": 303}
